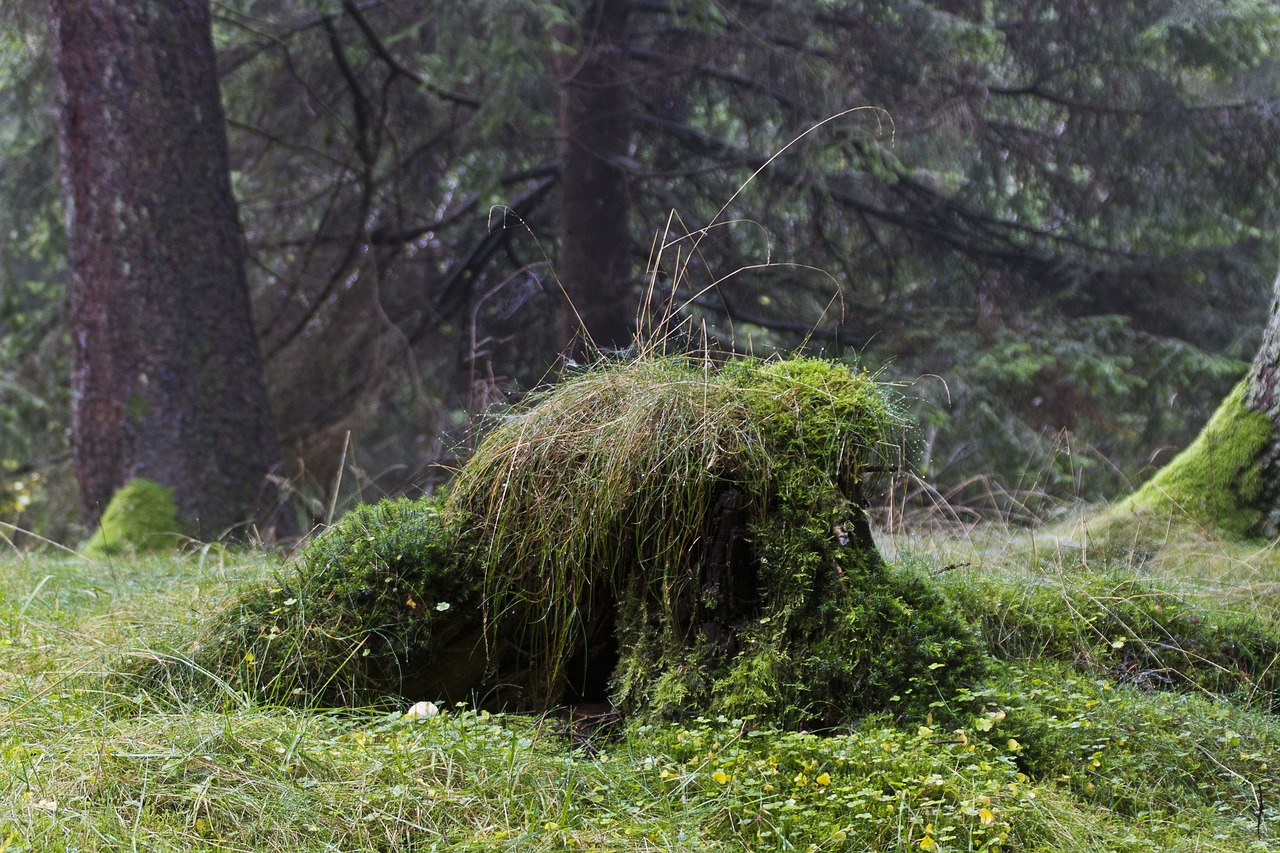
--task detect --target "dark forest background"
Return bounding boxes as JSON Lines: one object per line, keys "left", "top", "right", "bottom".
{"left": 2, "top": 0, "right": 1279, "bottom": 542}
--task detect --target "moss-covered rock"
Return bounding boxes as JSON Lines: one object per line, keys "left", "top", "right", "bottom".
{"left": 82, "top": 478, "right": 194, "bottom": 559}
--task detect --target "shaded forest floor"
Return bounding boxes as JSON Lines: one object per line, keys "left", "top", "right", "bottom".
{"left": 1, "top": 514, "right": 1279, "bottom": 851}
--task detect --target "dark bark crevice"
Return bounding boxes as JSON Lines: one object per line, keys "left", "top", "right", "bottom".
{"left": 1244, "top": 275, "right": 1280, "bottom": 536}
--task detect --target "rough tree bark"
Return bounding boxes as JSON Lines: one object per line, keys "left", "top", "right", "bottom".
{"left": 52, "top": 0, "right": 286, "bottom": 537}
{"left": 555, "top": 0, "right": 635, "bottom": 353}
{"left": 1241, "top": 272, "right": 1280, "bottom": 535}
{"left": 1117, "top": 270, "right": 1280, "bottom": 537}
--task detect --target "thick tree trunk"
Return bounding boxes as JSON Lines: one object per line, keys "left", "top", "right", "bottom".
{"left": 52, "top": 0, "right": 286, "bottom": 538}
{"left": 555, "top": 0, "right": 635, "bottom": 353}
{"left": 1117, "top": 271, "right": 1280, "bottom": 537}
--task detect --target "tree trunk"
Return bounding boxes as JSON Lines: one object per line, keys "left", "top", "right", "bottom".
{"left": 1117, "top": 270, "right": 1280, "bottom": 537}
{"left": 1242, "top": 272, "right": 1280, "bottom": 536}
{"left": 52, "top": 0, "right": 286, "bottom": 538}
{"left": 555, "top": 0, "right": 635, "bottom": 354}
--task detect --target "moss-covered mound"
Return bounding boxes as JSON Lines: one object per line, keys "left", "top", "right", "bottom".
{"left": 947, "top": 566, "right": 1280, "bottom": 708}
{"left": 185, "top": 498, "right": 480, "bottom": 706}
{"left": 445, "top": 356, "right": 984, "bottom": 725}
{"left": 83, "top": 478, "right": 194, "bottom": 559}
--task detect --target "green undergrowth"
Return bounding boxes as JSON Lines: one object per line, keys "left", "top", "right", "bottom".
{"left": 2, "top": 538, "right": 1280, "bottom": 849}
{"left": 890, "top": 501, "right": 1280, "bottom": 709}
{"left": 0, "top": 546, "right": 270, "bottom": 686}
{"left": 3, "top": 662, "right": 1277, "bottom": 851}
{"left": 968, "top": 659, "right": 1280, "bottom": 829}
{"left": 943, "top": 562, "right": 1280, "bottom": 708}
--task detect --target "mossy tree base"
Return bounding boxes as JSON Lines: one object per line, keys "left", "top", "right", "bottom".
{"left": 1094, "top": 382, "right": 1273, "bottom": 545}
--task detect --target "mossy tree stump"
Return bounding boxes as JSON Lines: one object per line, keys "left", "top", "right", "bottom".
{"left": 1107, "top": 382, "right": 1271, "bottom": 538}
{"left": 444, "top": 356, "right": 981, "bottom": 725}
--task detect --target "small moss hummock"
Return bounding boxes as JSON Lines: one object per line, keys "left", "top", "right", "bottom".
{"left": 184, "top": 497, "right": 477, "bottom": 706}
{"left": 82, "top": 478, "right": 194, "bottom": 559}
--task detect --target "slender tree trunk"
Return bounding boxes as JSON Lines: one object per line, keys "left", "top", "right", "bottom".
{"left": 555, "top": 0, "right": 635, "bottom": 353}
{"left": 52, "top": 0, "right": 286, "bottom": 538}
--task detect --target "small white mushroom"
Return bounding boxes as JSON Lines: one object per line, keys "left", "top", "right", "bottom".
{"left": 404, "top": 700, "right": 439, "bottom": 719}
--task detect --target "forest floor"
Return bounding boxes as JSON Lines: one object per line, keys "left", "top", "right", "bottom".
{"left": 1, "top": 514, "right": 1279, "bottom": 851}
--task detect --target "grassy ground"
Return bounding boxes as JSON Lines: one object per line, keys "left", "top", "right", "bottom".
{"left": 1, "top": 518, "right": 1279, "bottom": 851}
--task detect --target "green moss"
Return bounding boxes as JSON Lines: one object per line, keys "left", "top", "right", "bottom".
{"left": 82, "top": 478, "right": 193, "bottom": 559}
{"left": 1114, "top": 381, "right": 1272, "bottom": 537}
{"left": 727, "top": 356, "right": 900, "bottom": 491}
{"left": 667, "top": 555, "right": 983, "bottom": 726}
{"left": 183, "top": 497, "right": 480, "bottom": 706}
